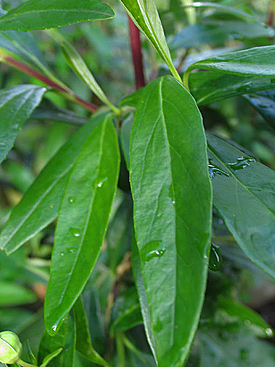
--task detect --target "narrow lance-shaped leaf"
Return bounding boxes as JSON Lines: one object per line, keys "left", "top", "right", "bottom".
{"left": 38, "top": 313, "right": 75, "bottom": 367}
{"left": 207, "top": 134, "right": 275, "bottom": 279}
{"left": 0, "top": 0, "right": 115, "bottom": 31}
{"left": 0, "top": 85, "right": 46, "bottom": 165}
{"left": 45, "top": 116, "right": 120, "bottom": 334}
{"left": 130, "top": 76, "right": 212, "bottom": 367}
{"left": 0, "top": 113, "right": 107, "bottom": 255}
{"left": 120, "top": 0, "right": 181, "bottom": 81}
{"left": 74, "top": 297, "right": 110, "bottom": 366}
{"left": 61, "top": 40, "right": 119, "bottom": 114}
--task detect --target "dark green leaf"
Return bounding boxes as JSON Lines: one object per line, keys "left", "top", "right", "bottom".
{"left": 209, "top": 243, "right": 222, "bottom": 272}
{"left": 45, "top": 116, "right": 120, "bottom": 334}
{"left": 200, "top": 329, "right": 275, "bottom": 367}
{"left": 74, "top": 297, "right": 109, "bottom": 366}
{"left": 120, "top": 114, "right": 134, "bottom": 170}
{"left": 207, "top": 134, "right": 275, "bottom": 279}
{"left": 110, "top": 287, "right": 143, "bottom": 336}
{"left": 130, "top": 76, "right": 212, "bottom": 367}
{"left": 0, "top": 85, "right": 46, "bottom": 165}
{"left": 40, "top": 348, "right": 63, "bottom": 367}
{"left": 0, "top": 113, "right": 106, "bottom": 254}
{"left": 190, "top": 72, "right": 275, "bottom": 105}
{"left": 38, "top": 313, "right": 75, "bottom": 367}
{"left": 0, "top": 0, "right": 115, "bottom": 31}
{"left": 243, "top": 90, "right": 275, "bottom": 129}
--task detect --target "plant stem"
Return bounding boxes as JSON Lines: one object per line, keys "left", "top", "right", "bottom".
{"left": 128, "top": 16, "right": 146, "bottom": 90}
{"left": 18, "top": 358, "right": 36, "bottom": 367}
{"left": 0, "top": 54, "right": 98, "bottom": 113}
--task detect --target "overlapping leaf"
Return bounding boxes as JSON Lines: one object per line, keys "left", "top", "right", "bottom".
{"left": 185, "top": 46, "right": 275, "bottom": 104}
{"left": 0, "top": 85, "right": 46, "bottom": 165}
{"left": 0, "top": 113, "right": 107, "bottom": 254}
{"left": 130, "top": 76, "right": 212, "bottom": 367}
{"left": 45, "top": 116, "right": 120, "bottom": 334}
{"left": 0, "top": 0, "right": 114, "bottom": 31}
{"left": 208, "top": 134, "right": 275, "bottom": 279}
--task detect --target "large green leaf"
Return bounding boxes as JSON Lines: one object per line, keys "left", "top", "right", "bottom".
{"left": 0, "top": 85, "right": 46, "bottom": 165}
{"left": 0, "top": 0, "right": 114, "bottom": 31}
{"left": 207, "top": 134, "right": 275, "bottom": 279}
{"left": 38, "top": 313, "right": 75, "bottom": 367}
{"left": 185, "top": 46, "right": 275, "bottom": 104}
{"left": 130, "top": 76, "right": 212, "bottom": 367}
{"left": 0, "top": 113, "right": 106, "bottom": 255}
{"left": 119, "top": 0, "right": 180, "bottom": 81}
{"left": 44, "top": 116, "right": 120, "bottom": 334}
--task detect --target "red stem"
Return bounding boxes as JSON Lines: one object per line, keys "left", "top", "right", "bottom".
{"left": 128, "top": 16, "right": 145, "bottom": 90}
{"left": 3, "top": 55, "right": 98, "bottom": 112}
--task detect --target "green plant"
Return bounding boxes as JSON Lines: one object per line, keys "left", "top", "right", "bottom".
{"left": 0, "top": 0, "right": 274, "bottom": 366}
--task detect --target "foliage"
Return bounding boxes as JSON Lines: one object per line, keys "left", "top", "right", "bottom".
{"left": 0, "top": 0, "right": 274, "bottom": 366}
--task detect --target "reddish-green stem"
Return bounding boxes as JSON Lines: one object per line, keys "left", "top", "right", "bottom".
{"left": 128, "top": 16, "right": 145, "bottom": 90}
{"left": 2, "top": 55, "right": 98, "bottom": 113}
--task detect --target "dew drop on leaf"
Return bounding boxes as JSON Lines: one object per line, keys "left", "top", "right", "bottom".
{"left": 69, "top": 227, "right": 81, "bottom": 237}
{"left": 208, "top": 243, "right": 222, "bottom": 271}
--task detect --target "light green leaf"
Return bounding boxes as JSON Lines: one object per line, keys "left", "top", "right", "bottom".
{"left": 0, "top": 113, "right": 107, "bottom": 255}
{"left": 120, "top": 0, "right": 180, "bottom": 81}
{"left": 0, "top": 280, "right": 36, "bottom": 306}
{"left": 61, "top": 40, "right": 119, "bottom": 114}
{"left": 0, "top": 0, "right": 115, "bottom": 31}
{"left": 38, "top": 313, "right": 75, "bottom": 367}
{"left": 0, "top": 85, "right": 46, "bottom": 165}
{"left": 74, "top": 297, "right": 110, "bottom": 366}
{"left": 130, "top": 76, "right": 212, "bottom": 367}
{"left": 208, "top": 134, "right": 275, "bottom": 279}
{"left": 45, "top": 116, "right": 120, "bottom": 334}
{"left": 39, "top": 348, "right": 63, "bottom": 367}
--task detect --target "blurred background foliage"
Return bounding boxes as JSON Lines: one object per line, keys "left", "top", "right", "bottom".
{"left": 0, "top": 0, "right": 274, "bottom": 366}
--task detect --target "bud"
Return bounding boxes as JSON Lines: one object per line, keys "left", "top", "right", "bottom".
{"left": 0, "top": 331, "right": 22, "bottom": 364}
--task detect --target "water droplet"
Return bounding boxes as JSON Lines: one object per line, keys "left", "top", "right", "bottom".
{"left": 51, "top": 325, "right": 57, "bottom": 332}
{"left": 228, "top": 156, "right": 256, "bottom": 171}
{"left": 172, "top": 200, "right": 176, "bottom": 205}
{"left": 208, "top": 159, "right": 230, "bottom": 179}
{"left": 240, "top": 348, "right": 249, "bottom": 360}
{"left": 97, "top": 177, "right": 108, "bottom": 188}
{"left": 60, "top": 252, "right": 64, "bottom": 257}
{"left": 69, "top": 227, "right": 81, "bottom": 237}
{"left": 145, "top": 249, "right": 166, "bottom": 262}
{"left": 66, "top": 247, "right": 75, "bottom": 254}
{"left": 244, "top": 320, "right": 251, "bottom": 326}
{"left": 265, "top": 328, "right": 274, "bottom": 337}
{"left": 68, "top": 197, "right": 74, "bottom": 203}
{"left": 208, "top": 243, "right": 222, "bottom": 271}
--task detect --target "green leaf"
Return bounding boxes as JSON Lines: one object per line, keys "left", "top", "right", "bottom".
{"left": 0, "top": 85, "right": 46, "bottom": 165}
{"left": 74, "top": 297, "right": 110, "bottom": 366}
{"left": 39, "top": 348, "right": 63, "bottom": 367}
{"left": 119, "top": 0, "right": 181, "bottom": 81}
{"left": 130, "top": 76, "right": 212, "bottom": 367}
{"left": 0, "top": 113, "right": 107, "bottom": 255}
{"left": 61, "top": 40, "right": 119, "bottom": 114}
{"left": 120, "top": 114, "right": 134, "bottom": 171}
{"left": 110, "top": 287, "right": 143, "bottom": 336}
{"left": 0, "top": 0, "right": 115, "bottom": 31}
{"left": 216, "top": 296, "right": 273, "bottom": 338}
{"left": 190, "top": 72, "right": 275, "bottom": 106}
{"left": 243, "top": 90, "right": 275, "bottom": 129}
{"left": 200, "top": 329, "right": 275, "bottom": 367}
{"left": 0, "top": 280, "right": 36, "bottom": 306}
{"left": 38, "top": 313, "right": 75, "bottom": 367}
{"left": 207, "top": 134, "right": 275, "bottom": 279}
{"left": 45, "top": 116, "right": 120, "bottom": 334}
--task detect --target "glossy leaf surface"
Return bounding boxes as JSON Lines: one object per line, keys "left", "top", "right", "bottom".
{"left": 0, "top": 0, "right": 114, "bottom": 31}
{"left": 45, "top": 116, "right": 120, "bottom": 334}
{"left": 120, "top": 0, "right": 180, "bottom": 81}
{"left": 0, "top": 113, "right": 106, "bottom": 254}
{"left": 0, "top": 85, "right": 46, "bottom": 165}
{"left": 208, "top": 134, "right": 275, "bottom": 279}
{"left": 130, "top": 76, "right": 212, "bottom": 366}
{"left": 74, "top": 297, "right": 109, "bottom": 366}
{"left": 38, "top": 313, "right": 75, "bottom": 367}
